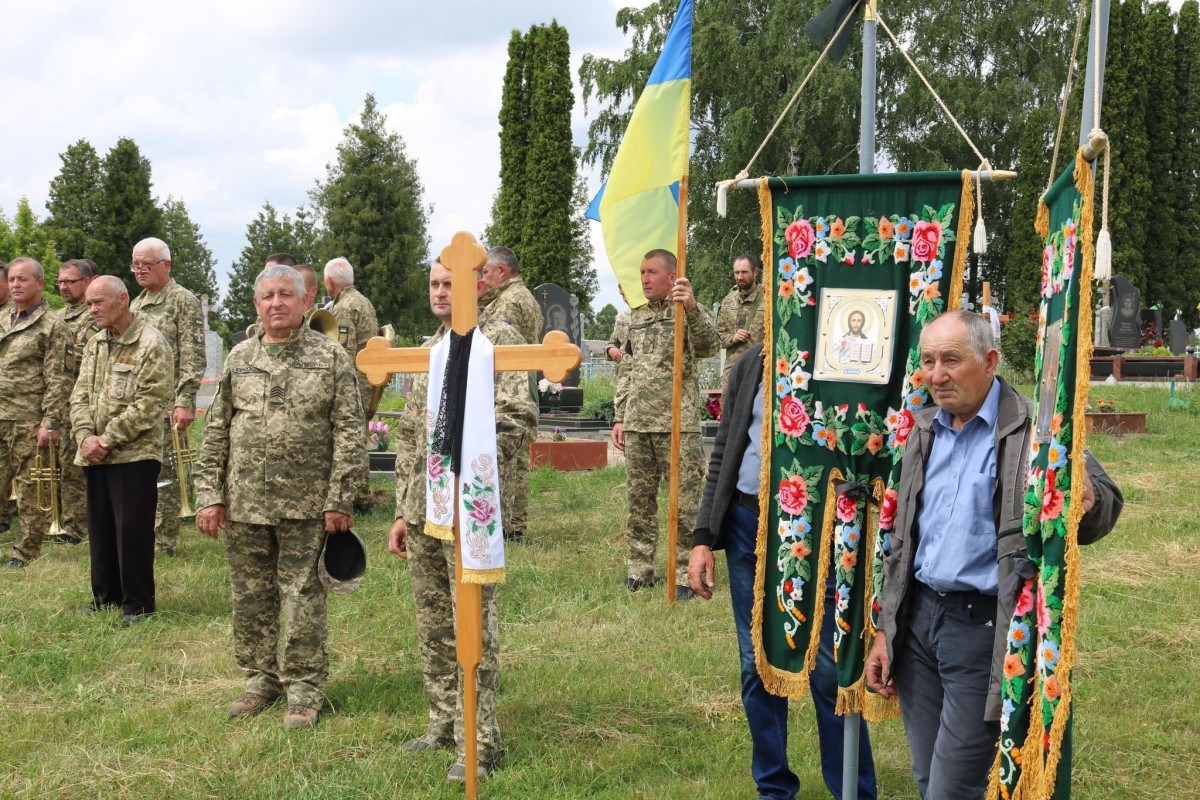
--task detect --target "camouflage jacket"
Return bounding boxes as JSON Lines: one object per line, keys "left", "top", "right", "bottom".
{"left": 614, "top": 299, "right": 720, "bottom": 433}
{"left": 716, "top": 284, "right": 766, "bottom": 366}
{"left": 195, "top": 327, "right": 367, "bottom": 523}
{"left": 606, "top": 309, "right": 632, "bottom": 360}
{"left": 330, "top": 285, "right": 380, "bottom": 403}
{"left": 0, "top": 300, "right": 72, "bottom": 428}
{"left": 480, "top": 277, "right": 543, "bottom": 345}
{"left": 69, "top": 314, "right": 173, "bottom": 465}
{"left": 59, "top": 302, "right": 101, "bottom": 379}
{"left": 130, "top": 279, "right": 205, "bottom": 414}
{"left": 393, "top": 313, "right": 538, "bottom": 523}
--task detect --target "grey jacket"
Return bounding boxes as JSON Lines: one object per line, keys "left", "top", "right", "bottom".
{"left": 694, "top": 343, "right": 766, "bottom": 549}
{"left": 877, "top": 375, "right": 1123, "bottom": 721}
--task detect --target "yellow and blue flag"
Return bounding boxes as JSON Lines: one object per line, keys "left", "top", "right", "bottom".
{"left": 587, "top": 0, "right": 692, "bottom": 308}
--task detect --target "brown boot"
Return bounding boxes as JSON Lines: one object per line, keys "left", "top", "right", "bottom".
{"left": 227, "top": 692, "right": 278, "bottom": 718}
{"left": 283, "top": 704, "right": 319, "bottom": 730}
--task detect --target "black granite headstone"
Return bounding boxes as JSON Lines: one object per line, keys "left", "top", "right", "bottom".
{"left": 535, "top": 283, "right": 582, "bottom": 388}
{"left": 1170, "top": 313, "right": 1189, "bottom": 355}
{"left": 1108, "top": 276, "right": 1141, "bottom": 350}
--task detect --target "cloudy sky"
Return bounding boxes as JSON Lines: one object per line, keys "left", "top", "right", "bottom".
{"left": 1, "top": 0, "right": 658, "bottom": 314}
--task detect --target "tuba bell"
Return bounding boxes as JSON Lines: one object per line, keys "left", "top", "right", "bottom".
{"left": 308, "top": 309, "right": 339, "bottom": 339}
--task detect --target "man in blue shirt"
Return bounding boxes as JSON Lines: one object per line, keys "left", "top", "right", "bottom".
{"left": 865, "top": 311, "right": 1123, "bottom": 799}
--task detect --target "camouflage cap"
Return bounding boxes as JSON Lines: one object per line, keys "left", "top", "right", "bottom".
{"left": 319, "top": 528, "right": 367, "bottom": 595}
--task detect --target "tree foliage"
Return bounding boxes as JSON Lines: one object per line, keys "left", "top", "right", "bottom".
{"left": 225, "top": 202, "right": 321, "bottom": 335}
{"left": 160, "top": 197, "right": 219, "bottom": 305}
{"left": 89, "top": 137, "right": 162, "bottom": 272}
{"left": 311, "top": 93, "right": 430, "bottom": 339}
{"left": 0, "top": 199, "right": 64, "bottom": 307}
{"left": 1173, "top": 2, "right": 1200, "bottom": 324}
{"left": 45, "top": 139, "right": 103, "bottom": 263}
{"left": 585, "top": 302, "right": 618, "bottom": 340}
{"left": 490, "top": 30, "right": 531, "bottom": 252}
{"left": 1006, "top": 108, "right": 1052, "bottom": 313}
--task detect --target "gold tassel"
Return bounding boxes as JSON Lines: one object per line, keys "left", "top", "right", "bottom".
{"left": 424, "top": 522, "right": 453, "bottom": 541}
{"left": 950, "top": 170, "right": 975, "bottom": 310}
{"left": 461, "top": 568, "right": 505, "bottom": 585}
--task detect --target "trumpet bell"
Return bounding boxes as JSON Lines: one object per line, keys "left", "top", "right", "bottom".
{"left": 309, "top": 309, "right": 339, "bottom": 339}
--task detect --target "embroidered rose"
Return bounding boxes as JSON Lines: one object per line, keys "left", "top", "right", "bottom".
{"left": 468, "top": 495, "right": 497, "bottom": 526}
{"left": 1014, "top": 577, "right": 1035, "bottom": 616}
{"left": 836, "top": 494, "right": 858, "bottom": 523}
{"left": 778, "top": 476, "right": 809, "bottom": 515}
{"left": 1039, "top": 478, "right": 1064, "bottom": 522}
{"left": 778, "top": 395, "right": 810, "bottom": 437}
{"left": 428, "top": 454, "right": 447, "bottom": 481}
{"left": 879, "top": 488, "right": 898, "bottom": 530}
{"left": 912, "top": 220, "right": 941, "bottom": 261}
{"left": 1036, "top": 576, "right": 1052, "bottom": 635}
{"left": 894, "top": 409, "right": 915, "bottom": 447}
{"left": 785, "top": 219, "right": 815, "bottom": 259}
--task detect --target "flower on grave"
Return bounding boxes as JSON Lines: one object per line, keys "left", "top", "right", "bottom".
{"left": 552, "top": 426, "right": 566, "bottom": 442}
{"left": 538, "top": 378, "right": 561, "bottom": 394}
{"left": 785, "top": 219, "right": 815, "bottom": 259}
{"left": 912, "top": 220, "right": 941, "bottom": 261}
{"left": 369, "top": 420, "right": 391, "bottom": 449}
{"left": 704, "top": 394, "right": 722, "bottom": 421}
{"left": 779, "top": 475, "right": 810, "bottom": 515}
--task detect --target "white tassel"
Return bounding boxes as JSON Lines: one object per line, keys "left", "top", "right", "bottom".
{"left": 1094, "top": 229, "right": 1112, "bottom": 282}
{"left": 973, "top": 215, "right": 987, "bottom": 255}
{"left": 716, "top": 181, "right": 730, "bottom": 219}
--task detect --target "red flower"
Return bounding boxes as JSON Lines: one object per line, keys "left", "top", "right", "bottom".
{"left": 779, "top": 476, "right": 809, "bottom": 515}
{"left": 778, "top": 395, "right": 810, "bottom": 437}
{"left": 894, "top": 409, "right": 915, "bottom": 446}
{"left": 1014, "top": 578, "right": 1035, "bottom": 616}
{"left": 911, "top": 220, "right": 941, "bottom": 261}
{"left": 1039, "top": 470, "right": 1064, "bottom": 522}
{"left": 879, "top": 488, "right": 898, "bottom": 530}
{"left": 783, "top": 579, "right": 793, "bottom": 594}
{"left": 785, "top": 219, "right": 815, "bottom": 259}
{"left": 836, "top": 493, "right": 858, "bottom": 523}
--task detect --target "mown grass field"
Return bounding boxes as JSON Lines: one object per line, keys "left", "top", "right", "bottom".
{"left": 0, "top": 382, "right": 1197, "bottom": 798}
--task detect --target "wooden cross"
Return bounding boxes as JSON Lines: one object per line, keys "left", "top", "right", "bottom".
{"left": 357, "top": 231, "right": 580, "bottom": 799}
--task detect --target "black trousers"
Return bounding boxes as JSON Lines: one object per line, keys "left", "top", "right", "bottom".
{"left": 84, "top": 460, "right": 160, "bottom": 615}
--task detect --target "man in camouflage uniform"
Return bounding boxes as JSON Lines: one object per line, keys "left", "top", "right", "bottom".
{"left": 387, "top": 260, "right": 537, "bottom": 782}
{"left": 195, "top": 265, "right": 366, "bottom": 730}
{"left": 478, "top": 246, "right": 543, "bottom": 542}
{"left": 715, "top": 253, "right": 766, "bottom": 389}
{"left": 611, "top": 249, "right": 720, "bottom": 598}
{"left": 324, "top": 257, "right": 381, "bottom": 418}
{"left": 0, "top": 258, "right": 72, "bottom": 568}
{"left": 295, "top": 264, "right": 321, "bottom": 320}
{"left": 71, "top": 276, "right": 173, "bottom": 624}
{"left": 129, "top": 237, "right": 205, "bottom": 556}
{"left": 0, "top": 262, "right": 12, "bottom": 535}
{"left": 55, "top": 259, "right": 100, "bottom": 545}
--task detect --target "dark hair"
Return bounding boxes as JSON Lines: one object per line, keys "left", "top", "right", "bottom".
{"left": 734, "top": 252, "right": 761, "bottom": 272}
{"left": 61, "top": 258, "right": 99, "bottom": 278}
{"left": 643, "top": 249, "right": 677, "bottom": 272}
{"left": 486, "top": 246, "right": 520, "bottom": 275}
{"left": 265, "top": 252, "right": 297, "bottom": 267}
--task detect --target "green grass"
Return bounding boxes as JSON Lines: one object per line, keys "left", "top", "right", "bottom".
{"left": 1, "top": 383, "right": 1197, "bottom": 798}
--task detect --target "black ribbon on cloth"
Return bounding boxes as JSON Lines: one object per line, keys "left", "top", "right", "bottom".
{"left": 430, "top": 328, "right": 476, "bottom": 475}
{"left": 833, "top": 479, "right": 877, "bottom": 505}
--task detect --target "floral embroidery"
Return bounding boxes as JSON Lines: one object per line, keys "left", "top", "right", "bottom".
{"left": 774, "top": 462, "right": 825, "bottom": 648}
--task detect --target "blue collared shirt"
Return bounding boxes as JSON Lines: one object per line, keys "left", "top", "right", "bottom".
{"left": 913, "top": 377, "right": 1001, "bottom": 594}
{"left": 736, "top": 378, "right": 766, "bottom": 495}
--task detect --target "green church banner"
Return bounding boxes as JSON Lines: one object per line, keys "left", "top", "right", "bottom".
{"left": 752, "top": 171, "right": 972, "bottom": 717}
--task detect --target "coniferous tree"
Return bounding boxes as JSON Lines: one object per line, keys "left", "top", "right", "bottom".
{"left": 225, "top": 202, "right": 321, "bottom": 335}
{"left": 0, "top": 199, "right": 63, "bottom": 306}
{"left": 567, "top": 169, "right": 598, "bottom": 313}
{"left": 90, "top": 138, "right": 161, "bottom": 272}
{"left": 1143, "top": 1, "right": 1180, "bottom": 312}
{"left": 45, "top": 139, "right": 103, "bottom": 262}
{"left": 1006, "top": 108, "right": 1051, "bottom": 314}
{"left": 492, "top": 29, "right": 531, "bottom": 252}
{"left": 1174, "top": 1, "right": 1200, "bottom": 324}
{"left": 311, "top": 93, "right": 430, "bottom": 339}
{"left": 160, "top": 197, "right": 219, "bottom": 303}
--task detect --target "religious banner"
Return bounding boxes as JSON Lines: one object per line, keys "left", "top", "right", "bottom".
{"left": 752, "top": 171, "right": 974, "bottom": 717}
{"left": 988, "top": 151, "right": 1096, "bottom": 800}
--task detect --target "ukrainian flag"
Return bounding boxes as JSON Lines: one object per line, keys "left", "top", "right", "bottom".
{"left": 587, "top": 0, "right": 692, "bottom": 308}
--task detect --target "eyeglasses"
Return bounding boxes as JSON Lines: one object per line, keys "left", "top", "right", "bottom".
{"left": 130, "top": 259, "right": 167, "bottom": 272}
{"left": 57, "top": 277, "right": 88, "bottom": 286}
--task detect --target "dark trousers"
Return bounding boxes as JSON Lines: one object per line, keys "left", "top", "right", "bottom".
{"left": 724, "top": 501, "right": 877, "bottom": 800}
{"left": 85, "top": 460, "right": 159, "bottom": 615}
{"left": 894, "top": 582, "right": 1000, "bottom": 800}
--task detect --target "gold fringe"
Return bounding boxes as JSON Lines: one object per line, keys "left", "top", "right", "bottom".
{"left": 860, "top": 477, "right": 901, "bottom": 721}
{"left": 836, "top": 675, "right": 866, "bottom": 716}
{"left": 862, "top": 690, "right": 901, "bottom": 723}
{"left": 950, "top": 170, "right": 975, "bottom": 310}
{"left": 1035, "top": 199, "right": 1050, "bottom": 242}
{"left": 425, "top": 522, "right": 453, "bottom": 541}
{"left": 461, "top": 567, "right": 505, "bottom": 585}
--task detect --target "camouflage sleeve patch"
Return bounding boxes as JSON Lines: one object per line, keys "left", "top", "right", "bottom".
{"left": 64, "top": 344, "right": 76, "bottom": 375}
{"left": 194, "top": 315, "right": 205, "bottom": 344}
{"left": 338, "top": 325, "right": 350, "bottom": 346}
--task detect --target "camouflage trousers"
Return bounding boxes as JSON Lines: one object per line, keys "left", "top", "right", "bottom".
{"left": 407, "top": 525, "right": 501, "bottom": 760}
{"left": 500, "top": 428, "right": 533, "bottom": 533}
{"left": 155, "top": 417, "right": 183, "bottom": 554}
{"left": 57, "top": 425, "right": 87, "bottom": 541}
{"left": 623, "top": 431, "right": 704, "bottom": 586}
{"left": 224, "top": 518, "right": 328, "bottom": 708}
{"left": 0, "top": 420, "right": 51, "bottom": 564}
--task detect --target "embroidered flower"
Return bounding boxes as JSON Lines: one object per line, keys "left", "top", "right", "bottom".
{"left": 815, "top": 216, "right": 829, "bottom": 238}
{"left": 1047, "top": 437, "right": 1067, "bottom": 470}
{"left": 909, "top": 270, "right": 926, "bottom": 295}
{"left": 1014, "top": 577, "right": 1035, "bottom": 616}
{"left": 814, "top": 241, "right": 830, "bottom": 263}
{"left": 1039, "top": 476, "right": 1064, "bottom": 522}
{"left": 831, "top": 218, "right": 846, "bottom": 240}
{"left": 468, "top": 495, "right": 497, "bottom": 526}
{"left": 839, "top": 549, "right": 857, "bottom": 570}
{"left": 1004, "top": 652, "right": 1023, "bottom": 680}
{"left": 776, "top": 357, "right": 790, "bottom": 375}
{"left": 428, "top": 453, "right": 447, "bottom": 481}
{"left": 775, "top": 378, "right": 790, "bottom": 398}
{"left": 1007, "top": 621, "right": 1031, "bottom": 648}
{"left": 879, "top": 488, "right": 898, "bottom": 530}
{"left": 843, "top": 250, "right": 855, "bottom": 265}
{"left": 924, "top": 282, "right": 942, "bottom": 302}
{"left": 778, "top": 257, "right": 798, "bottom": 280}
{"left": 894, "top": 409, "right": 915, "bottom": 447}
{"left": 785, "top": 219, "right": 815, "bottom": 259}
{"left": 910, "top": 369, "right": 925, "bottom": 389}
{"left": 1001, "top": 698, "right": 1016, "bottom": 732}
{"left": 843, "top": 524, "right": 861, "bottom": 548}
{"left": 778, "top": 519, "right": 790, "bottom": 540}
{"left": 836, "top": 494, "right": 858, "bottom": 523}
{"left": 779, "top": 475, "right": 810, "bottom": 515}
{"left": 779, "top": 279, "right": 795, "bottom": 300}
{"left": 836, "top": 585, "right": 851, "bottom": 611}
{"left": 894, "top": 241, "right": 911, "bottom": 262}
{"left": 1036, "top": 576, "right": 1052, "bottom": 635}
{"left": 905, "top": 391, "right": 927, "bottom": 412}
{"left": 790, "top": 540, "right": 812, "bottom": 560}
{"left": 1038, "top": 638, "right": 1060, "bottom": 671}
{"left": 878, "top": 218, "right": 895, "bottom": 239}
{"left": 912, "top": 220, "right": 941, "bottom": 261}
{"left": 778, "top": 395, "right": 810, "bottom": 438}
{"left": 790, "top": 366, "right": 812, "bottom": 392}
{"left": 1043, "top": 674, "right": 1061, "bottom": 702}
{"left": 806, "top": 295, "right": 816, "bottom": 306}
{"left": 896, "top": 216, "right": 913, "bottom": 239}
{"left": 927, "top": 258, "right": 944, "bottom": 281}
{"left": 866, "top": 433, "right": 885, "bottom": 455}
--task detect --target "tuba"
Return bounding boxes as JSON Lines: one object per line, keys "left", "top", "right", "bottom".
{"left": 247, "top": 308, "right": 339, "bottom": 341}
{"left": 31, "top": 446, "right": 65, "bottom": 537}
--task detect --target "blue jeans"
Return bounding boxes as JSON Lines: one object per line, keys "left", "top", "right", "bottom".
{"left": 725, "top": 502, "right": 877, "bottom": 800}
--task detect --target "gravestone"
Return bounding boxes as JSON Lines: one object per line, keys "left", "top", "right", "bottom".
{"left": 204, "top": 331, "right": 224, "bottom": 380}
{"left": 1093, "top": 299, "right": 1111, "bottom": 347}
{"left": 1141, "top": 307, "right": 1163, "bottom": 347}
{"left": 535, "top": 283, "right": 582, "bottom": 392}
{"left": 1170, "top": 311, "right": 1188, "bottom": 355}
{"left": 1108, "top": 276, "right": 1141, "bottom": 350}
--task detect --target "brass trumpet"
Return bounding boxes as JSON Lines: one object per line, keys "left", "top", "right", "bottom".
{"left": 31, "top": 446, "right": 65, "bottom": 538}
{"left": 172, "top": 423, "right": 196, "bottom": 518}
{"left": 8, "top": 479, "right": 15, "bottom": 501}
{"left": 365, "top": 323, "right": 397, "bottom": 417}
{"left": 246, "top": 308, "right": 340, "bottom": 341}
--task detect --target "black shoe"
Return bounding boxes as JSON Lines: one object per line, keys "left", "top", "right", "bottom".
{"left": 622, "top": 577, "right": 655, "bottom": 592}
{"left": 674, "top": 585, "right": 697, "bottom": 601}
{"left": 74, "top": 602, "right": 102, "bottom": 615}
{"left": 0, "top": 522, "right": 9, "bottom": 533}
{"left": 120, "top": 611, "right": 154, "bottom": 627}
{"left": 60, "top": 534, "right": 82, "bottom": 545}
{"left": 503, "top": 529, "right": 524, "bottom": 543}
{"left": 5, "top": 557, "right": 25, "bottom": 569}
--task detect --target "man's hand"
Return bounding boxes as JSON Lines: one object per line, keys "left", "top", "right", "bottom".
{"left": 196, "top": 504, "right": 226, "bottom": 540}
{"left": 688, "top": 545, "right": 716, "bottom": 600}
{"left": 172, "top": 407, "right": 195, "bottom": 430}
{"left": 864, "top": 635, "right": 896, "bottom": 698}
{"left": 324, "top": 511, "right": 352, "bottom": 533}
{"left": 80, "top": 435, "right": 110, "bottom": 465}
{"left": 670, "top": 277, "right": 698, "bottom": 310}
{"left": 1080, "top": 472, "right": 1096, "bottom": 513}
{"left": 388, "top": 518, "right": 409, "bottom": 558}
{"left": 732, "top": 329, "right": 751, "bottom": 344}
{"left": 36, "top": 426, "right": 60, "bottom": 448}
{"left": 610, "top": 422, "right": 625, "bottom": 451}
{"left": 606, "top": 346, "right": 624, "bottom": 364}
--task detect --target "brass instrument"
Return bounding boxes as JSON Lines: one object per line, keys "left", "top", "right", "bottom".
{"left": 8, "top": 479, "right": 15, "bottom": 501}
{"left": 31, "top": 446, "right": 65, "bottom": 538}
{"left": 366, "top": 323, "right": 397, "bottom": 416}
{"left": 171, "top": 423, "right": 196, "bottom": 518}
{"left": 246, "top": 308, "right": 339, "bottom": 341}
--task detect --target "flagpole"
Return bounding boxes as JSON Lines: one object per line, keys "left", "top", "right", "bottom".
{"left": 667, "top": 173, "right": 689, "bottom": 606}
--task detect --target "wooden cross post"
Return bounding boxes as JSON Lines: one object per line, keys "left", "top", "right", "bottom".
{"left": 357, "top": 232, "right": 581, "bottom": 799}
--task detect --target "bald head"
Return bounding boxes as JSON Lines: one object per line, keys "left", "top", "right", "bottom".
{"left": 86, "top": 275, "right": 133, "bottom": 333}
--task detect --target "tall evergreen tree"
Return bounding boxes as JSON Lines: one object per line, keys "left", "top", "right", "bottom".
{"left": 44, "top": 139, "right": 103, "bottom": 262}
{"left": 225, "top": 202, "right": 321, "bottom": 335}
{"left": 311, "top": 93, "right": 430, "bottom": 338}
{"left": 1174, "top": 1, "right": 1200, "bottom": 324}
{"left": 1143, "top": 1, "right": 1180, "bottom": 312}
{"left": 1006, "top": 108, "right": 1052, "bottom": 314}
{"left": 567, "top": 169, "right": 598, "bottom": 313}
{"left": 492, "top": 29, "right": 532, "bottom": 252}
{"left": 90, "top": 137, "right": 161, "bottom": 272}
{"left": 160, "top": 197, "right": 219, "bottom": 303}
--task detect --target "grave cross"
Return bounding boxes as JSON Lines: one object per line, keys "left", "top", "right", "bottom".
{"left": 357, "top": 231, "right": 581, "bottom": 799}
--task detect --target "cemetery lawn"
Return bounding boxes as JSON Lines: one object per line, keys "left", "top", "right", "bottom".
{"left": 1, "top": 381, "right": 1197, "bottom": 799}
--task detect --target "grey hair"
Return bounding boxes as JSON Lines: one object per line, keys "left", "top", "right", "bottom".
{"left": 254, "top": 265, "right": 305, "bottom": 299}
{"left": 324, "top": 257, "right": 354, "bottom": 286}
{"left": 91, "top": 274, "right": 129, "bottom": 301}
{"left": 486, "top": 246, "right": 519, "bottom": 275}
{"left": 8, "top": 257, "right": 44, "bottom": 280}
{"left": 134, "top": 237, "right": 171, "bottom": 262}
{"left": 922, "top": 310, "right": 997, "bottom": 362}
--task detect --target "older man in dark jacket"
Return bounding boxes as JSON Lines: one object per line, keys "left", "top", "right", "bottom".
{"left": 865, "top": 311, "right": 1122, "bottom": 799}
{"left": 689, "top": 342, "right": 876, "bottom": 800}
